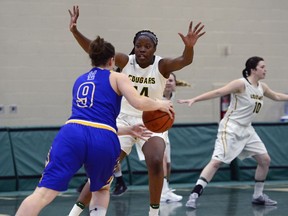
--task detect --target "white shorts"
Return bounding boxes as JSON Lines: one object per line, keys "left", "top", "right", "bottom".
{"left": 164, "top": 132, "right": 171, "bottom": 163}
{"left": 117, "top": 112, "right": 168, "bottom": 161}
{"left": 212, "top": 120, "right": 267, "bottom": 164}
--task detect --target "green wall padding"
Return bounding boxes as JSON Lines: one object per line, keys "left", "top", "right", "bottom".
{"left": 0, "top": 129, "right": 16, "bottom": 191}
{"left": 0, "top": 127, "right": 86, "bottom": 192}
{"left": 0, "top": 130, "right": 15, "bottom": 176}
{"left": 170, "top": 124, "right": 234, "bottom": 183}
{"left": 1, "top": 123, "right": 288, "bottom": 191}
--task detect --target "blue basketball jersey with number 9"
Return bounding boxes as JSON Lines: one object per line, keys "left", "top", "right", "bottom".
{"left": 69, "top": 67, "right": 122, "bottom": 130}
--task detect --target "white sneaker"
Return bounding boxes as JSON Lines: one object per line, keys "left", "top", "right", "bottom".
{"left": 252, "top": 194, "right": 277, "bottom": 206}
{"left": 186, "top": 193, "right": 198, "bottom": 209}
{"left": 160, "top": 190, "right": 183, "bottom": 203}
{"left": 169, "top": 188, "right": 176, "bottom": 192}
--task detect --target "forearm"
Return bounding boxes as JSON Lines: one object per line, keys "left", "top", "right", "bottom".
{"left": 273, "top": 93, "right": 288, "bottom": 101}
{"left": 194, "top": 90, "right": 221, "bottom": 102}
{"left": 133, "top": 96, "right": 161, "bottom": 111}
{"left": 171, "top": 46, "right": 194, "bottom": 71}
{"left": 162, "top": 46, "right": 194, "bottom": 74}
{"left": 117, "top": 126, "right": 132, "bottom": 136}
{"left": 181, "top": 46, "right": 194, "bottom": 65}
{"left": 72, "top": 29, "right": 91, "bottom": 53}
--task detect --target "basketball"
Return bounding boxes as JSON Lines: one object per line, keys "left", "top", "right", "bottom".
{"left": 142, "top": 110, "right": 174, "bottom": 133}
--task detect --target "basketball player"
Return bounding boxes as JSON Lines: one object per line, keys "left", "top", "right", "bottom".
{"left": 110, "top": 73, "right": 187, "bottom": 205}
{"left": 178, "top": 56, "right": 288, "bottom": 209}
{"left": 160, "top": 73, "right": 183, "bottom": 202}
{"left": 68, "top": 5, "right": 205, "bottom": 216}
{"left": 15, "top": 36, "right": 173, "bottom": 216}
{"left": 104, "top": 73, "right": 182, "bottom": 207}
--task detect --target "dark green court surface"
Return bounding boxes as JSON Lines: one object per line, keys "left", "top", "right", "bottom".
{"left": 0, "top": 181, "right": 287, "bottom": 216}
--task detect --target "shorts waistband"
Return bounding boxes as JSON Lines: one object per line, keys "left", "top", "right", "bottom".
{"left": 222, "top": 117, "right": 251, "bottom": 128}
{"left": 65, "top": 119, "right": 116, "bottom": 134}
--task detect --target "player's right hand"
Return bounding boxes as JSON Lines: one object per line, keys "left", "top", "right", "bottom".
{"left": 177, "top": 98, "right": 196, "bottom": 107}
{"left": 157, "top": 99, "right": 174, "bottom": 119}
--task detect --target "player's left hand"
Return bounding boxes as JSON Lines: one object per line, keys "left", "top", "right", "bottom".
{"left": 130, "top": 124, "right": 152, "bottom": 141}
{"left": 178, "top": 21, "right": 206, "bottom": 48}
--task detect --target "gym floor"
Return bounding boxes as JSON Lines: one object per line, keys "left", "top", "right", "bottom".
{"left": 0, "top": 181, "right": 287, "bottom": 216}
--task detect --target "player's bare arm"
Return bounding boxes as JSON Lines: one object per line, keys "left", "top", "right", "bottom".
{"left": 68, "top": 5, "right": 92, "bottom": 53}
{"left": 262, "top": 82, "right": 288, "bottom": 101}
{"left": 178, "top": 79, "right": 244, "bottom": 106}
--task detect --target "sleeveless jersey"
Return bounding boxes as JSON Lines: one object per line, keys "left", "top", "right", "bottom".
{"left": 69, "top": 67, "right": 122, "bottom": 130}
{"left": 120, "top": 54, "right": 167, "bottom": 117}
{"left": 223, "top": 78, "right": 264, "bottom": 126}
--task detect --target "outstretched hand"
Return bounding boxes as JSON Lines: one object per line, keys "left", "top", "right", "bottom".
{"left": 178, "top": 21, "right": 205, "bottom": 48}
{"left": 129, "top": 124, "right": 153, "bottom": 141}
{"left": 68, "top": 5, "right": 79, "bottom": 33}
{"left": 177, "top": 98, "right": 196, "bottom": 107}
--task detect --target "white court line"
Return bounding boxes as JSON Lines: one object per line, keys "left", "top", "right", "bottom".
{"left": 0, "top": 197, "right": 16, "bottom": 200}
{"left": 266, "top": 188, "right": 288, "bottom": 192}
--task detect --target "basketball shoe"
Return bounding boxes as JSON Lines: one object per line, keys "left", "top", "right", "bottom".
{"left": 186, "top": 193, "right": 198, "bottom": 209}
{"left": 252, "top": 194, "right": 277, "bottom": 206}
{"left": 112, "top": 177, "right": 127, "bottom": 196}
{"left": 160, "top": 189, "right": 183, "bottom": 203}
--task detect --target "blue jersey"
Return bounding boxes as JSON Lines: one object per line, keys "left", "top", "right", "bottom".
{"left": 69, "top": 67, "right": 122, "bottom": 131}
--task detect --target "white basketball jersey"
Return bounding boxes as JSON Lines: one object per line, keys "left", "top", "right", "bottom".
{"left": 224, "top": 78, "right": 264, "bottom": 126}
{"left": 121, "top": 54, "right": 167, "bottom": 117}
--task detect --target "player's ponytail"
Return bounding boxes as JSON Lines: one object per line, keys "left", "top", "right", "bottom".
{"left": 89, "top": 36, "right": 115, "bottom": 67}
{"left": 242, "top": 68, "right": 249, "bottom": 78}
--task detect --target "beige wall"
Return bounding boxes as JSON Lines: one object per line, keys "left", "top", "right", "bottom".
{"left": 1, "top": 0, "right": 288, "bottom": 127}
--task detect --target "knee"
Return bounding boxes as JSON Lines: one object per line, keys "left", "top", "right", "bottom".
{"left": 258, "top": 154, "right": 271, "bottom": 167}
{"left": 146, "top": 155, "right": 163, "bottom": 173}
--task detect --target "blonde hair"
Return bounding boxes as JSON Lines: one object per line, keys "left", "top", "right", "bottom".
{"left": 176, "top": 79, "right": 191, "bottom": 87}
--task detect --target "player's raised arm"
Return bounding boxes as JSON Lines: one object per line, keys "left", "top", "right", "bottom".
{"left": 68, "top": 5, "right": 92, "bottom": 53}
{"left": 159, "top": 21, "right": 206, "bottom": 77}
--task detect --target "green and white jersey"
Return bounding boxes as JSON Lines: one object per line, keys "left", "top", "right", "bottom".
{"left": 120, "top": 54, "right": 167, "bottom": 117}
{"left": 224, "top": 78, "right": 264, "bottom": 126}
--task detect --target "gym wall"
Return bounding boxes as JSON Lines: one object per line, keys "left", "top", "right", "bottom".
{"left": 1, "top": 0, "right": 288, "bottom": 127}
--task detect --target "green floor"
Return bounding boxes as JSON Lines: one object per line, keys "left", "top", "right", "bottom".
{"left": 0, "top": 181, "right": 287, "bottom": 216}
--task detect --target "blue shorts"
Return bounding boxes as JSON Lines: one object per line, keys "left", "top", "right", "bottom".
{"left": 38, "top": 122, "right": 121, "bottom": 192}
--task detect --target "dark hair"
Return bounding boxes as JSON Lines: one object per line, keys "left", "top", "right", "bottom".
{"left": 89, "top": 36, "right": 115, "bottom": 67}
{"left": 130, "top": 30, "right": 158, "bottom": 55}
{"left": 242, "top": 56, "right": 264, "bottom": 78}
